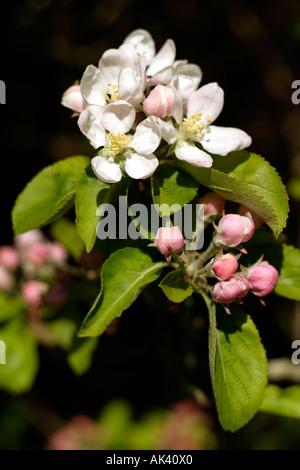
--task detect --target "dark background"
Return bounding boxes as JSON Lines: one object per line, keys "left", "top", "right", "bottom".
{"left": 1, "top": 0, "right": 300, "bottom": 449}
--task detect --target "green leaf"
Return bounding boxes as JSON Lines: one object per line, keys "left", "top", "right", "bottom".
{"left": 274, "top": 244, "right": 300, "bottom": 300}
{"left": 259, "top": 385, "right": 300, "bottom": 419}
{"left": 78, "top": 247, "right": 165, "bottom": 337}
{"left": 177, "top": 151, "right": 289, "bottom": 237}
{"left": 0, "top": 320, "right": 39, "bottom": 393}
{"left": 244, "top": 231, "right": 300, "bottom": 301}
{"left": 67, "top": 337, "right": 98, "bottom": 376}
{"left": 206, "top": 302, "right": 268, "bottom": 432}
{"left": 0, "top": 292, "right": 25, "bottom": 323}
{"left": 201, "top": 292, "right": 217, "bottom": 399}
{"left": 47, "top": 318, "right": 77, "bottom": 350}
{"left": 159, "top": 268, "right": 193, "bottom": 303}
{"left": 151, "top": 164, "right": 198, "bottom": 216}
{"left": 75, "top": 166, "right": 129, "bottom": 252}
{"left": 12, "top": 156, "right": 90, "bottom": 235}
{"left": 75, "top": 166, "right": 110, "bottom": 252}
{"left": 50, "top": 218, "right": 85, "bottom": 260}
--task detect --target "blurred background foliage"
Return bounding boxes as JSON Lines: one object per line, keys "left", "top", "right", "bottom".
{"left": 1, "top": 0, "right": 300, "bottom": 450}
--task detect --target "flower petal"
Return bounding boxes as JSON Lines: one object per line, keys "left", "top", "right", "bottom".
{"left": 98, "top": 48, "right": 133, "bottom": 85}
{"left": 176, "top": 76, "right": 195, "bottom": 108}
{"left": 61, "top": 85, "right": 86, "bottom": 113}
{"left": 80, "top": 65, "right": 106, "bottom": 106}
{"left": 201, "top": 125, "right": 252, "bottom": 156}
{"left": 125, "top": 153, "right": 159, "bottom": 179}
{"left": 130, "top": 116, "right": 161, "bottom": 154}
{"left": 91, "top": 156, "right": 122, "bottom": 183}
{"left": 174, "top": 62, "right": 202, "bottom": 89}
{"left": 147, "top": 66, "right": 174, "bottom": 86}
{"left": 175, "top": 142, "right": 213, "bottom": 167}
{"left": 147, "top": 39, "right": 176, "bottom": 77}
{"left": 170, "top": 76, "right": 183, "bottom": 124}
{"left": 101, "top": 100, "right": 136, "bottom": 134}
{"left": 187, "top": 82, "right": 224, "bottom": 123}
{"left": 123, "top": 29, "right": 155, "bottom": 65}
{"left": 155, "top": 118, "right": 177, "bottom": 144}
{"left": 118, "top": 66, "right": 144, "bottom": 107}
{"left": 78, "top": 105, "right": 106, "bottom": 149}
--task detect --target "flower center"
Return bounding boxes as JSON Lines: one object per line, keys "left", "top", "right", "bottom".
{"left": 182, "top": 113, "right": 211, "bottom": 140}
{"left": 102, "top": 83, "right": 119, "bottom": 103}
{"left": 104, "top": 132, "right": 130, "bottom": 156}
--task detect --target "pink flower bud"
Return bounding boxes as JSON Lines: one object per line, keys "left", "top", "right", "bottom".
{"left": 198, "top": 192, "right": 225, "bottom": 217}
{"left": 212, "top": 274, "right": 249, "bottom": 304}
{"left": 0, "top": 265, "right": 14, "bottom": 291}
{"left": 61, "top": 85, "right": 86, "bottom": 114}
{"left": 143, "top": 85, "right": 174, "bottom": 118}
{"left": 46, "top": 415, "right": 98, "bottom": 451}
{"left": 154, "top": 226, "right": 185, "bottom": 256}
{"left": 238, "top": 205, "right": 264, "bottom": 228}
{"left": 14, "top": 229, "right": 45, "bottom": 250}
{"left": 50, "top": 242, "right": 68, "bottom": 264}
{"left": 0, "top": 246, "right": 20, "bottom": 270}
{"left": 22, "top": 280, "right": 47, "bottom": 306}
{"left": 24, "top": 243, "right": 52, "bottom": 265}
{"left": 245, "top": 261, "right": 278, "bottom": 297}
{"left": 215, "top": 213, "right": 255, "bottom": 247}
{"left": 212, "top": 253, "right": 239, "bottom": 281}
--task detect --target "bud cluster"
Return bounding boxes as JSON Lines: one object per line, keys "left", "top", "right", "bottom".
{"left": 150, "top": 192, "right": 279, "bottom": 314}
{"left": 0, "top": 230, "right": 103, "bottom": 318}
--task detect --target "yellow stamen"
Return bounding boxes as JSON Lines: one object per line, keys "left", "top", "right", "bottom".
{"left": 104, "top": 132, "right": 130, "bottom": 156}
{"left": 107, "top": 83, "right": 119, "bottom": 102}
{"left": 182, "top": 113, "right": 211, "bottom": 139}
{"left": 102, "top": 89, "right": 110, "bottom": 101}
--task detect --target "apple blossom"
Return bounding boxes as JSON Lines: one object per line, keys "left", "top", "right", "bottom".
{"left": 24, "top": 242, "right": 52, "bottom": 266}
{"left": 238, "top": 204, "right": 264, "bottom": 228}
{"left": 214, "top": 212, "right": 255, "bottom": 247}
{"left": 123, "top": 29, "right": 202, "bottom": 101}
{"left": 14, "top": 229, "right": 45, "bottom": 251}
{"left": 211, "top": 252, "right": 239, "bottom": 281}
{"left": 212, "top": 274, "right": 249, "bottom": 305}
{"left": 143, "top": 85, "right": 174, "bottom": 118}
{"left": 78, "top": 101, "right": 161, "bottom": 183}
{"left": 0, "top": 246, "right": 20, "bottom": 271}
{"left": 50, "top": 242, "right": 69, "bottom": 264}
{"left": 150, "top": 226, "right": 188, "bottom": 263}
{"left": 22, "top": 280, "right": 47, "bottom": 307}
{"left": 79, "top": 44, "right": 147, "bottom": 108}
{"left": 122, "top": 29, "right": 156, "bottom": 65}
{"left": 244, "top": 260, "right": 279, "bottom": 297}
{"left": 61, "top": 85, "right": 86, "bottom": 114}
{"left": 198, "top": 192, "right": 225, "bottom": 218}
{"left": 157, "top": 80, "right": 252, "bottom": 168}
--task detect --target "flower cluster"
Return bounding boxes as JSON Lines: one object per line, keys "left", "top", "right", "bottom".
{"left": 0, "top": 230, "right": 71, "bottom": 315}
{"left": 62, "top": 29, "right": 252, "bottom": 184}
{"left": 152, "top": 192, "right": 279, "bottom": 313}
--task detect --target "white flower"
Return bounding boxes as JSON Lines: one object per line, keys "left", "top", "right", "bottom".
{"left": 123, "top": 29, "right": 202, "bottom": 103}
{"left": 78, "top": 101, "right": 161, "bottom": 183}
{"left": 156, "top": 79, "right": 252, "bottom": 168}
{"left": 80, "top": 45, "right": 147, "bottom": 108}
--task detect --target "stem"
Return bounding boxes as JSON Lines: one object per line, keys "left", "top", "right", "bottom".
{"left": 185, "top": 239, "right": 219, "bottom": 275}
{"left": 58, "top": 263, "right": 99, "bottom": 281}
{"left": 191, "top": 281, "right": 211, "bottom": 296}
